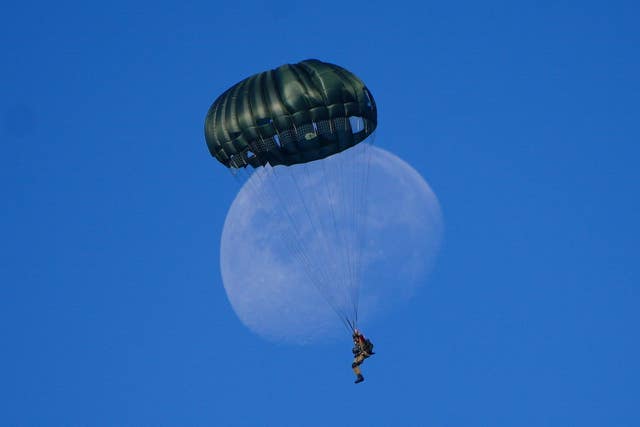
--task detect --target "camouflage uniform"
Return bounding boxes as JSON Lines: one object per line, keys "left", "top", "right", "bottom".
{"left": 351, "top": 332, "right": 372, "bottom": 383}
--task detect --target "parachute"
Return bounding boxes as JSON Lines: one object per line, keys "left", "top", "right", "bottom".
{"left": 206, "top": 59, "right": 377, "bottom": 333}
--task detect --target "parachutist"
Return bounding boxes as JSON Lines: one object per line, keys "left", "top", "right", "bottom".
{"left": 351, "top": 329, "right": 374, "bottom": 384}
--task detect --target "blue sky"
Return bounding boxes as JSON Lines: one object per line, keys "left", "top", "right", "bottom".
{"left": 2, "top": 0, "right": 639, "bottom": 425}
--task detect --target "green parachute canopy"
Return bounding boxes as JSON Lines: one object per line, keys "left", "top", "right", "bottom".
{"left": 204, "top": 59, "right": 377, "bottom": 168}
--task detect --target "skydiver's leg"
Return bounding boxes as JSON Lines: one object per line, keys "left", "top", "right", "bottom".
{"left": 352, "top": 354, "right": 365, "bottom": 383}
{"left": 351, "top": 354, "right": 364, "bottom": 377}
{"left": 352, "top": 361, "right": 362, "bottom": 376}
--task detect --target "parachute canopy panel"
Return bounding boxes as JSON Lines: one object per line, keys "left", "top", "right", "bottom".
{"left": 204, "top": 59, "right": 377, "bottom": 169}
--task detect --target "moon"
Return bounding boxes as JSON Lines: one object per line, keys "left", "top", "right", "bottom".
{"left": 220, "top": 145, "right": 443, "bottom": 344}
